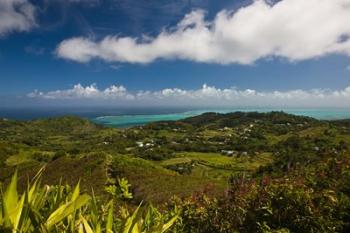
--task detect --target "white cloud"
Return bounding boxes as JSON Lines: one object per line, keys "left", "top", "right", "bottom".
{"left": 28, "top": 84, "right": 134, "bottom": 100}
{"left": 27, "top": 84, "right": 350, "bottom": 107}
{"left": 0, "top": 0, "right": 36, "bottom": 36}
{"left": 56, "top": 0, "right": 350, "bottom": 65}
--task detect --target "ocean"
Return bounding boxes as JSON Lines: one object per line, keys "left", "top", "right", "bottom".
{"left": 92, "top": 108, "right": 350, "bottom": 128}
{"left": 1, "top": 106, "right": 350, "bottom": 128}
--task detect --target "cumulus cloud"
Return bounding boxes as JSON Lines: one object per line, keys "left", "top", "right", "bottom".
{"left": 0, "top": 0, "right": 36, "bottom": 36}
{"left": 56, "top": 0, "right": 350, "bottom": 64}
{"left": 27, "top": 84, "right": 350, "bottom": 107}
{"left": 28, "top": 84, "right": 134, "bottom": 100}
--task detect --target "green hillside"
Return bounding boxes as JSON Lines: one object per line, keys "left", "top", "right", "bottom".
{"left": 1, "top": 112, "right": 350, "bottom": 232}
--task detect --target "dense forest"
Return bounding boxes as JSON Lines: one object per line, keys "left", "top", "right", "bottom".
{"left": 1, "top": 111, "right": 350, "bottom": 232}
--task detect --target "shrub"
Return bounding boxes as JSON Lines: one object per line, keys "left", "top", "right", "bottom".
{"left": 0, "top": 170, "right": 178, "bottom": 233}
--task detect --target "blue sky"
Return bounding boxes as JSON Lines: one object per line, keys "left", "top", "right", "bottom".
{"left": 1, "top": 0, "right": 350, "bottom": 107}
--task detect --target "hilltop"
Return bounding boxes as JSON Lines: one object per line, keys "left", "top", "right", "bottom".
{"left": 0, "top": 111, "right": 347, "bottom": 203}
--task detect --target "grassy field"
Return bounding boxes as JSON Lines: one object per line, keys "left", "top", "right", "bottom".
{"left": 110, "top": 155, "right": 223, "bottom": 204}
{"left": 161, "top": 152, "right": 273, "bottom": 171}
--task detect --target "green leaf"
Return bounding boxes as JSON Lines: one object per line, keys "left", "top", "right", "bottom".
{"left": 10, "top": 193, "right": 25, "bottom": 232}
{"left": 131, "top": 220, "right": 142, "bottom": 233}
{"left": 4, "top": 170, "right": 18, "bottom": 214}
{"left": 71, "top": 180, "right": 81, "bottom": 202}
{"left": 106, "top": 202, "right": 113, "bottom": 233}
{"left": 95, "top": 223, "right": 101, "bottom": 233}
{"left": 45, "top": 194, "right": 90, "bottom": 230}
{"left": 161, "top": 215, "right": 178, "bottom": 233}
{"left": 81, "top": 215, "right": 94, "bottom": 233}
{"left": 123, "top": 203, "right": 141, "bottom": 233}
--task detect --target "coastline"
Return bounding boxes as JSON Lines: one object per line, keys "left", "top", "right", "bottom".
{"left": 92, "top": 108, "right": 350, "bottom": 128}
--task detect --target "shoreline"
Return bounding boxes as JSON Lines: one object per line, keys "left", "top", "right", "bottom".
{"left": 92, "top": 108, "right": 350, "bottom": 128}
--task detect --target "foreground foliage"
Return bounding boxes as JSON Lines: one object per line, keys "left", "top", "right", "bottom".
{"left": 0, "top": 170, "right": 177, "bottom": 233}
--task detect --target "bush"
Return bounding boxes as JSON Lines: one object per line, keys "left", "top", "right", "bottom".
{"left": 169, "top": 172, "right": 350, "bottom": 233}
{"left": 0, "top": 170, "right": 178, "bottom": 233}
{"left": 32, "top": 152, "right": 51, "bottom": 162}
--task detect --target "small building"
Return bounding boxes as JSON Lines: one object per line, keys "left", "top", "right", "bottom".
{"left": 241, "top": 151, "right": 248, "bottom": 156}
{"left": 136, "top": 141, "right": 144, "bottom": 147}
{"left": 221, "top": 150, "right": 236, "bottom": 156}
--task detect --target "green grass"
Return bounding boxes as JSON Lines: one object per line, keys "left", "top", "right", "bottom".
{"left": 110, "top": 155, "right": 226, "bottom": 204}
{"left": 228, "top": 152, "right": 273, "bottom": 171}
{"left": 154, "top": 152, "right": 274, "bottom": 199}
{"left": 6, "top": 149, "right": 36, "bottom": 166}
{"left": 156, "top": 129, "right": 182, "bottom": 138}
{"left": 200, "top": 129, "right": 235, "bottom": 138}
{"left": 159, "top": 157, "right": 192, "bottom": 166}
{"left": 176, "top": 152, "right": 234, "bottom": 165}
{"left": 159, "top": 152, "right": 273, "bottom": 177}
{"left": 170, "top": 152, "right": 273, "bottom": 170}
{"left": 1, "top": 154, "right": 108, "bottom": 199}
{"left": 298, "top": 126, "right": 328, "bottom": 137}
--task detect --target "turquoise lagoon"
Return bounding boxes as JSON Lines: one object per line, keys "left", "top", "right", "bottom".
{"left": 92, "top": 108, "right": 350, "bottom": 128}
